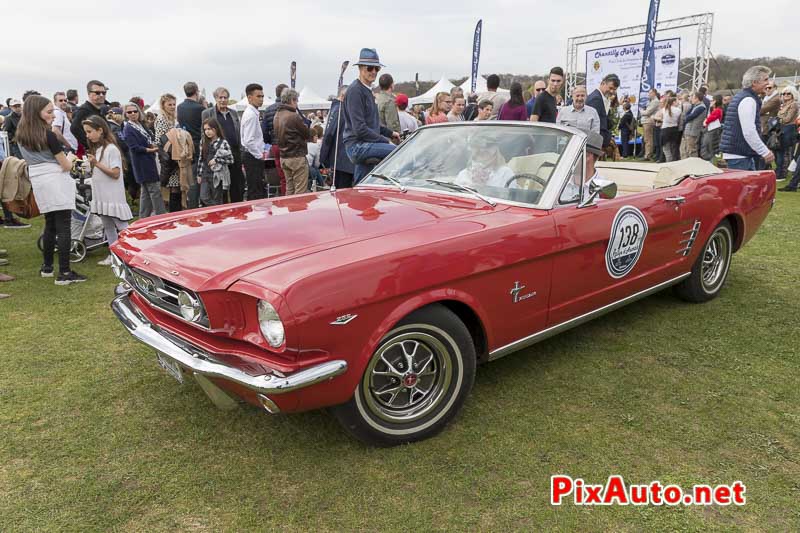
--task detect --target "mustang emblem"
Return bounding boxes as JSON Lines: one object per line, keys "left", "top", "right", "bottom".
{"left": 331, "top": 314, "right": 358, "bottom": 325}
{"left": 510, "top": 281, "right": 537, "bottom": 303}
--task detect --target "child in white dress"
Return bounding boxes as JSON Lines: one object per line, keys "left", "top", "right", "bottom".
{"left": 82, "top": 115, "right": 133, "bottom": 265}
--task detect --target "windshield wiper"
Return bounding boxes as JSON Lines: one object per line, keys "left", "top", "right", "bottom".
{"left": 425, "top": 179, "right": 497, "bottom": 207}
{"left": 368, "top": 173, "right": 406, "bottom": 192}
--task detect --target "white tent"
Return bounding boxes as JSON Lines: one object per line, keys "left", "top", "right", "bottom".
{"left": 459, "top": 76, "right": 510, "bottom": 96}
{"left": 408, "top": 76, "right": 457, "bottom": 106}
{"left": 231, "top": 96, "right": 274, "bottom": 112}
{"left": 297, "top": 86, "right": 331, "bottom": 110}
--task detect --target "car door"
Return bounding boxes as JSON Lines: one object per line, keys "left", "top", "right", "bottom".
{"left": 547, "top": 157, "right": 692, "bottom": 327}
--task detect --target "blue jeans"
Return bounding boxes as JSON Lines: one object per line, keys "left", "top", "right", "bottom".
{"left": 345, "top": 142, "right": 396, "bottom": 184}
{"left": 725, "top": 157, "right": 757, "bottom": 171}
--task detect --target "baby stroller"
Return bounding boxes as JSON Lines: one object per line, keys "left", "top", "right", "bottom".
{"left": 37, "top": 159, "right": 107, "bottom": 262}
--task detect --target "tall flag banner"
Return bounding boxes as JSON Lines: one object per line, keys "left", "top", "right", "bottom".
{"left": 338, "top": 61, "right": 350, "bottom": 90}
{"left": 290, "top": 61, "right": 297, "bottom": 89}
{"left": 637, "top": 0, "right": 661, "bottom": 111}
{"left": 415, "top": 73, "right": 420, "bottom": 96}
{"left": 471, "top": 20, "right": 483, "bottom": 93}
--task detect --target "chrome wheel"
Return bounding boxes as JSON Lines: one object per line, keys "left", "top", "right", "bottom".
{"left": 701, "top": 227, "right": 731, "bottom": 292}
{"left": 362, "top": 330, "right": 453, "bottom": 424}
{"left": 69, "top": 240, "right": 87, "bottom": 263}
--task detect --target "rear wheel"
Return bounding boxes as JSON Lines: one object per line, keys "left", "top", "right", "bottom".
{"left": 674, "top": 220, "right": 733, "bottom": 303}
{"left": 332, "top": 305, "right": 476, "bottom": 446}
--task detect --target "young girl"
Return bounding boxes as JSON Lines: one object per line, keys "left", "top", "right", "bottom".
{"left": 16, "top": 95, "right": 87, "bottom": 285}
{"left": 198, "top": 118, "right": 234, "bottom": 206}
{"left": 82, "top": 115, "right": 133, "bottom": 265}
{"left": 306, "top": 125, "right": 326, "bottom": 190}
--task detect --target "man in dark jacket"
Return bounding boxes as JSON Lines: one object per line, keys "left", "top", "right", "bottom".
{"left": 273, "top": 88, "right": 311, "bottom": 195}
{"left": 261, "top": 83, "right": 287, "bottom": 144}
{"left": 70, "top": 80, "right": 107, "bottom": 149}
{"left": 2, "top": 99, "right": 22, "bottom": 158}
{"left": 177, "top": 81, "right": 205, "bottom": 208}
{"left": 619, "top": 102, "right": 634, "bottom": 157}
{"left": 261, "top": 83, "right": 288, "bottom": 194}
{"left": 320, "top": 86, "right": 355, "bottom": 188}
{"left": 342, "top": 48, "right": 399, "bottom": 183}
{"left": 586, "top": 73, "right": 620, "bottom": 149}
{"left": 202, "top": 87, "right": 245, "bottom": 202}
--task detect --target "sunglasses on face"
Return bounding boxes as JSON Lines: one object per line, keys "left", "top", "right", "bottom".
{"left": 535, "top": 88, "right": 545, "bottom": 93}
{"left": 125, "top": 110, "right": 138, "bottom": 115}
{"left": 366, "top": 66, "right": 380, "bottom": 73}
{"left": 90, "top": 90, "right": 107, "bottom": 95}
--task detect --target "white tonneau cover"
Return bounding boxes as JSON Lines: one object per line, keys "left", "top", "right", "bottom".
{"left": 596, "top": 158, "right": 723, "bottom": 194}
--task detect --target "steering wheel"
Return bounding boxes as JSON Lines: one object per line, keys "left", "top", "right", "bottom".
{"left": 505, "top": 172, "right": 548, "bottom": 190}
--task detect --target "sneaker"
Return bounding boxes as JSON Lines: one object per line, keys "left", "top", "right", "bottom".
{"left": 55, "top": 271, "right": 87, "bottom": 286}
{"left": 4, "top": 219, "right": 31, "bottom": 229}
{"left": 40, "top": 266, "right": 54, "bottom": 278}
{"left": 0, "top": 273, "right": 14, "bottom": 282}
{"left": 0, "top": 249, "right": 7, "bottom": 257}
{"left": 97, "top": 255, "right": 114, "bottom": 266}
{"left": 0, "top": 293, "right": 9, "bottom": 299}
{"left": 0, "top": 258, "right": 8, "bottom": 267}
{"left": 778, "top": 186, "right": 796, "bottom": 192}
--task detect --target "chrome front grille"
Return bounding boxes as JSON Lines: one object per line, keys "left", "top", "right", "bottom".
{"left": 128, "top": 267, "right": 209, "bottom": 328}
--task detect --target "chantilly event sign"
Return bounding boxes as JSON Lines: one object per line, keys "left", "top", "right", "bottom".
{"left": 585, "top": 38, "right": 680, "bottom": 115}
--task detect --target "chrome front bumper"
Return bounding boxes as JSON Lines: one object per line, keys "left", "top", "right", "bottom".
{"left": 111, "top": 293, "right": 348, "bottom": 412}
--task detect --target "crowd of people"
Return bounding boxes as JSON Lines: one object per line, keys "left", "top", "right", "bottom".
{"left": 1, "top": 49, "right": 798, "bottom": 298}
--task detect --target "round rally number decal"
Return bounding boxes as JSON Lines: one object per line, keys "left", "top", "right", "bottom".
{"left": 606, "top": 206, "right": 648, "bottom": 279}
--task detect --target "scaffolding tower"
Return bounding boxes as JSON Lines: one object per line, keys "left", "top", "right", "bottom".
{"left": 566, "top": 13, "right": 714, "bottom": 97}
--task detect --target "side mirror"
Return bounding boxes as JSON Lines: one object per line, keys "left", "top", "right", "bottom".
{"left": 578, "top": 177, "right": 617, "bottom": 208}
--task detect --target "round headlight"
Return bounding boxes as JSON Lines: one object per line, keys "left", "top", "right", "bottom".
{"left": 178, "top": 291, "right": 203, "bottom": 322}
{"left": 258, "top": 300, "right": 285, "bottom": 348}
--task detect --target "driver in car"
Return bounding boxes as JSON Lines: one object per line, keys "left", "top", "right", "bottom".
{"left": 455, "top": 135, "right": 516, "bottom": 188}
{"left": 562, "top": 131, "right": 606, "bottom": 202}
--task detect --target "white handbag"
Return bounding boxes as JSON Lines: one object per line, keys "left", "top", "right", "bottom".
{"left": 789, "top": 159, "right": 798, "bottom": 173}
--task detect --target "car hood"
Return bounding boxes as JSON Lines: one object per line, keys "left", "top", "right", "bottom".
{"left": 114, "top": 187, "right": 498, "bottom": 291}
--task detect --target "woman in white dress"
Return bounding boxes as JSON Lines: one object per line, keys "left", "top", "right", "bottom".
{"left": 82, "top": 115, "right": 133, "bottom": 265}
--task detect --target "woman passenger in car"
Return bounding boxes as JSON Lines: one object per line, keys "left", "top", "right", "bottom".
{"left": 455, "top": 136, "right": 514, "bottom": 188}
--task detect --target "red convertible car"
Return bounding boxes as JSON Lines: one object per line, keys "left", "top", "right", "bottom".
{"left": 110, "top": 123, "right": 775, "bottom": 446}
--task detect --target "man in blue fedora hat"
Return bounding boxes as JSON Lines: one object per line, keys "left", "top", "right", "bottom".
{"left": 342, "top": 47, "right": 400, "bottom": 183}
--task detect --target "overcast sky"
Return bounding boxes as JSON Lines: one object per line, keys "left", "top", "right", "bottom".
{"left": 3, "top": 0, "right": 795, "bottom": 105}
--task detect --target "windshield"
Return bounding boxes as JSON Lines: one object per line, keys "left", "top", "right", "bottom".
{"left": 360, "top": 124, "right": 573, "bottom": 207}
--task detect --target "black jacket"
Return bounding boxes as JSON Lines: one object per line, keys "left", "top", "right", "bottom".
{"left": 70, "top": 101, "right": 103, "bottom": 148}
{"left": 2, "top": 111, "right": 21, "bottom": 142}
{"left": 261, "top": 102, "right": 280, "bottom": 144}
{"left": 586, "top": 89, "right": 610, "bottom": 147}
{"left": 177, "top": 98, "right": 204, "bottom": 145}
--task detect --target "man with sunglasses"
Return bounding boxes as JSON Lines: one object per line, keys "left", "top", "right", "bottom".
{"left": 70, "top": 80, "right": 108, "bottom": 149}
{"left": 526, "top": 80, "right": 546, "bottom": 119}
{"left": 342, "top": 48, "right": 400, "bottom": 184}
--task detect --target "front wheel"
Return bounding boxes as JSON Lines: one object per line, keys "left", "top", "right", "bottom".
{"left": 332, "top": 305, "right": 476, "bottom": 446}
{"left": 674, "top": 220, "right": 733, "bottom": 303}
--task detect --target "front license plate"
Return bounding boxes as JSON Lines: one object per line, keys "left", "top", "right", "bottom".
{"left": 156, "top": 353, "right": 184, "bottom": 384}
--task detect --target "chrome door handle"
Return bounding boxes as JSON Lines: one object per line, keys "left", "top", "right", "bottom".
{"left": 665, "top": 196, "right": 685, "bottom": 204}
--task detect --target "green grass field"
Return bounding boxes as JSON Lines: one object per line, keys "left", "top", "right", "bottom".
{"left": 1, "top": 190, "right": 798, "bottom": 531}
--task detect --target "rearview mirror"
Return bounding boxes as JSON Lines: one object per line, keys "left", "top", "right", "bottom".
{"left": 579, "top": 177, "right": 617, "bottom": 208}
